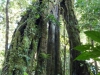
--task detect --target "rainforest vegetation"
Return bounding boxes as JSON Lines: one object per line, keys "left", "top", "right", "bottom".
{"left": 0, "top": 0, "right": 100, "bottom": 75}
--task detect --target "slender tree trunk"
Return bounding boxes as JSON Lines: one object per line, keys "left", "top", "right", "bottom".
{"left": 61, "top": 0, "right": 90, "bottom": 75}
{"left": 5, "top": 0, "right": 9, "bottom": 53}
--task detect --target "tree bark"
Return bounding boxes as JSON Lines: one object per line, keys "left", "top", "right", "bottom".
{"left": 47, "top": 21, "right": 56, "bottom": 75}
{"left": 1, "top": 3, "right": 40, "bottom": 75}
{"left": 61, "top": 0, "right": 90, "bottom": 75}
{"left": 46, "top": 0, "right": 62, "bottom": 75}
{"left": 2, "top": 0, "right": 62, "bottom": 75}
{"left": 34, "top": 1, "right": 48, "bottom": 75}
{"left": 55, "top": 21, "right": 62, "bottom": 75}
{"left": 35, "top": 16, "right": 47, "bottom": 75}
{"left": 5, "top": 0, "right": 9, "bottom": 53}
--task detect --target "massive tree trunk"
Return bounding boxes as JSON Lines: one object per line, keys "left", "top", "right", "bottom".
{"left": 61, "top": 0, "right": 90, "bottom": 75}
{"left": 1, "top": 2, "right": 40, "bottom": 75}
{"left": 1, "top": 0, "right": 63, "bottom": 75}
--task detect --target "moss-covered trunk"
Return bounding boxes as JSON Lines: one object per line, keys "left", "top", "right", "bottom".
{"left": 34, "top": 0, "right": 48, "bottom": 75}
{"left": 1, "top": 3, "right": 40, "bottom": 75}
{"left": 61, "top": 0, "right": 90, "bottom": 75}
{"left": 1, "top": 0, "right": 63, "bottom": 75}
{"left": 35, "top": 14, "right": 47, "bottom": 75}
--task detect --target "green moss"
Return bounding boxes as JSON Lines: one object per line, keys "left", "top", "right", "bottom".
{"left": 22, "top": 36, "right": 30, "bottom": 48}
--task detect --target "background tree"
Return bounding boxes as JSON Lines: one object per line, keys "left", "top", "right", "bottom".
{"left": 61, "top": 0, "right": 90, "bottom": 75}
{"left": 5, "top": 0, "right": 9, "bottom": 52}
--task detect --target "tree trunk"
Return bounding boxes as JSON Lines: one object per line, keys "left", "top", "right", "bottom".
{"left": 1, "top": 3, "right": 40, "bottom": 75}
{"left": 1, "top": 0, "right": 62, "bottom": 75}
{"left": 34, "top": 0, "right": 48, "bottom": 75}
{"left": 46, "top": 0, "right": 62, "bottom": 75}
{"left": 5, "top": 0, "right": 9, "bottom": 53}
{"left": 60, "top": 0, "right": 90, "bottom": 75}
{"left": 35, "top": 15, "right": 47, "bottom": 75}
{"left": 55, "top": 22, "right": 62, "bottom": 75}
{"left": 47, "top": 21, "right": 56, "bottom": 75}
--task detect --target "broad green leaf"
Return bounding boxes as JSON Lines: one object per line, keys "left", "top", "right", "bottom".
{"left": 74, "top": 45, "right": 92, "bottom": 52}
{"left": 84, "top": 31, "right": 100, "bottom": 43}
{"left": 75, "top": 52, "right": 91, "bottom": 60}
{"left": 24, "top": 72, "right": 28, "bottom": 75}
{"left": 75, "top": 49, "right": 100, "bottom": 61}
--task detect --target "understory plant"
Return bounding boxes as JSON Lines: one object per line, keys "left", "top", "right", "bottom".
{"left": 75, "top": 31, "right": 100, "bottom": 75}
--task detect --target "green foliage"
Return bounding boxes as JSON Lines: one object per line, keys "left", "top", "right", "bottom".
{"left": 0, "top": 50, "right": 4, "bottom": 74}
{"left": 75, "top": 0, "right": 100, "bottom": 30}
{"left": 85, "top": 31, "right": 100, "bottom": 43}
{"left": 22, "top": 36, "right": 30, "bottom": 49}
{"left": 75, "top": 31, "right": 100, "bottom": 61}
{"left": 97, "top": 72, "right": 100, "bottom": 75}
{"left": 24, "top": 72, "right": 28, "bottom": 75}
{"left": 40, "top": 53, "right": 50, "bottom": 60}
{"left": 46, "top": 14, "right": 60, "bottom": 25}
{"left": 75, "top": 45, "right": 92, "bottom": 52}
{"left": 10, "top": 0, "right": 30, "bottom": 9}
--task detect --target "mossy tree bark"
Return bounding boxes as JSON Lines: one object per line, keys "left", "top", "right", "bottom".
{"left": 1, "top": 3, "right": 40, "bottom": 75}
{"left": 35, "top": 16, "right": 47, "bottom": 75}
{"left": 1, "top": 0, "right": 62, "bottom": 75}
{"left": 35, "top": 0, "right": 62, "bottom": 75}
{"left": 61, "top": 0, "right": 90, "bottom": 75}
{"left": 35, "top": 3, "right": 48, "bottom": 75}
